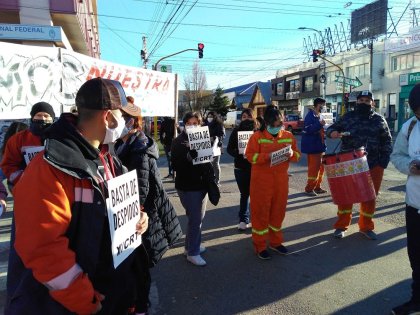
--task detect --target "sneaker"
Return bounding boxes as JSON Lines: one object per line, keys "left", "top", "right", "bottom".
{"left": 333, "top": 229, "right": 346, "bottom": 239}
{"left": 314, "top": 188, "right": 327, "bottom": 194}
{"left": 247, "top": 222, "right": 252, "bottom": 228}
{"left": 186, "top": 255, "right": 207, "bottom": 266}
{"left": 360, "top": 230, "right": 378, "bottom": 240}
{"left": 238, "top": 222, "right": 248, "bottom": 231}
{"left": 257, "top": 250, "right": 271, "bottom": 260}
{"left": 269, "top": 245, "right": 288, "bottom": 255}
{"left": 164, "top": 174, "right": 172, "bottom": 179}
{"left": 305, "top": 190, "right": 318, "bottom": 196}
{"left": 184, "top": 246, "right": 206, "bottom": 256}
{"left": 391, "top": 300, "right": 420, "bottom": 315}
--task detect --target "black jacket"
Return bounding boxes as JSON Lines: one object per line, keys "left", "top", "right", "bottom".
{"left": 227, "top": 120, "right": 255, "bottom": 171}
{"left": 159, "top": 118, "right": 175, "bottom": 147}
{"left": 116, "top": 131, "right": 182, "bottom": 267}
{"left": 171, "top": 131, "right": 211, "bottom": 191}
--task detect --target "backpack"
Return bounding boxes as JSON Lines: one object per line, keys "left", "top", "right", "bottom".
{"left": 407, "top": 118, "right": 417, "bottom": 141}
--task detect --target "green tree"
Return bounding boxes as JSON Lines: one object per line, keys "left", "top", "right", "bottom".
{"left": 209, "top": 86, "right": 230, "bottom": 117}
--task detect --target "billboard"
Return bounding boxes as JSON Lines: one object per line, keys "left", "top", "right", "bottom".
{"left": 351, "top": 0, "right": 388, "bottom": 43}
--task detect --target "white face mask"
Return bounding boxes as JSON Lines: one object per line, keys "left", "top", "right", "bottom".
{"left": 185, "top": 124, "right": 198, "bottom": 131}
{"left": 103, "top": 112, "right": 126, "bottom": 144}
{"left": 207, "top": 117, "right": 213, "bottom": 123}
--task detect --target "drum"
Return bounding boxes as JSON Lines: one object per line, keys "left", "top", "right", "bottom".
{"left": 322, "top": 147, "right": 376, "bottom": 205}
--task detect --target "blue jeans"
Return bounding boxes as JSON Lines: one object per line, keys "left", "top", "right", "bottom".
{"left": 211, "top": 155, "right": 221, "bottom": 185}
{"left": 177, "top": 190, "right": 208, "bottom": 256}
{"left": 234, "top": 168, "right": 251, "bottom": 224}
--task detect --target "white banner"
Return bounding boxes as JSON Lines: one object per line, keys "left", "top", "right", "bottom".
{"left": 187, "top": 126, "right": 213, "bottom": 165}
{"left": 106, "top": 170, "right": 142, "bottom": 268}
{"left": 385, "top": 30, "right": 420, "bottom": 53}
{"left": 320, "top": 113, "right": 334, "bottom": 127}
{"left": 237, "top": 131, "right": 253, "bottom": 155}
{"left": 0, "top": 42, "right": 175, "bottom": 119}
{"left": 270, "top": 146, "right": 291, "bottom": 167}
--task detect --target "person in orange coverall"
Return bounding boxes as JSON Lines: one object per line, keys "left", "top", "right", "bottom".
{"left": 5, "top": 78, "right": 148, "bottom": 315}
{"left": 245, "top": 106, "right": 301, "bottom": 260}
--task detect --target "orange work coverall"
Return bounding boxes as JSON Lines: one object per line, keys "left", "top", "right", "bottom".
{"left": 245, "top": 129, "right": 301, "bottom": 253}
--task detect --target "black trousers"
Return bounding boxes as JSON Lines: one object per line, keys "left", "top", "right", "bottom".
{"left": 406, "top": 205, "right": 420, "bottom": 302}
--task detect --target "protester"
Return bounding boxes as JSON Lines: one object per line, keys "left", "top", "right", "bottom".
{"left": 245, "top": 106, "right": 301, "bottom": 260}
{"left": 327, "top": 90, "right": 392, "bottom": 240}
{"left": 0, "top": 121, "right": 28, "bottom": 182}
{"left": 115, "top": 98, "right": 182, "bottom": 312}
{"left": 159, "top": 116, "right": 176, "bottom": 179}
{"left": 205, "top": 111, "right": 225, "bottom": 186}
{"left": 390, "top": 84, "right": 420, "bottom": 315}
{"left": 1, "top": 102, "right": 54, "bottom": 190}
{"left": 301, "top": 97, "right": 327, "bottom": 196}
{"left": 171, "top": 112, "right": 211, "bottom": 266}
{"left": 5, "top": 78, "right": 149, "bottom": 315}
{"left": 227, "top": 108, "right": 257, "bottom": 231}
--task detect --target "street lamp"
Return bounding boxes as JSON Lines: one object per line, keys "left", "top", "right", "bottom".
{"left": 298, "top": 27, "right": 326, "bottom": 51}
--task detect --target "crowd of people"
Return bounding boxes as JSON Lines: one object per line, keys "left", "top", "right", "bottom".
{"left": 0, "top": 77, "right": 419, "bottom": 314}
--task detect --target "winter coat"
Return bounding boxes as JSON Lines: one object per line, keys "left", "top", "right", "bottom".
{"left": 115, "top": 131, "right": 182, "bottom": 267}
{"left": 159, "top": 118, "right": 175, "bottom": 147}
{"left": 227, "top": 120, "right": 255, "bottom": 171}
{"left": 326, "top": 109, "right": 392, "bottom": 169}
{"left": 301, "top": 109, "right": 326, "bottom": 154}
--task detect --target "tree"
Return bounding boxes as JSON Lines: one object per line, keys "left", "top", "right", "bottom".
{"left": 208, "top": 86, "right": 230, "bottom": 117}
{"left": 183, "top": 61, "right": 211, "bottom": 117}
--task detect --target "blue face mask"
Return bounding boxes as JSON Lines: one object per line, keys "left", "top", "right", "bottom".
{"left": 267, "top": 125, "right": 281, "bottom": 135}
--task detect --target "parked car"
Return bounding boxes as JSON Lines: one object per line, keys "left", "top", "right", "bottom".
{"left": 283, "top": 114, "right": 304, "bottom": 134}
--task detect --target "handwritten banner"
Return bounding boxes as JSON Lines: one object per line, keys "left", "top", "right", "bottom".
{"left": 106, "top": 170, "right": 141, "bottom": 268}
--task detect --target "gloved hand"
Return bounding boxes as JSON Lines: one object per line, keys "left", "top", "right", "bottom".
{"left": 187, "top": 149, "right": 198, "bottom": 161}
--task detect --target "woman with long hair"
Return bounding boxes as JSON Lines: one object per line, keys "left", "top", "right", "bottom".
{"left": 205, "top": 111, "right": 225, "bottom": 186}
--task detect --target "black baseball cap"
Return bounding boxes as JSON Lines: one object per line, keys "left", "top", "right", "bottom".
{"left": 75, "top": 78, "right": 128, "bottom": 110}
{"left": 357, "top": 90, "right": 374, "bottom": 100}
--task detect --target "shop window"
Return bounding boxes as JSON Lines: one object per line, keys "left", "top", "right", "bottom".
{"left": 303, "top": 76, "right": 314, "bottom": 92}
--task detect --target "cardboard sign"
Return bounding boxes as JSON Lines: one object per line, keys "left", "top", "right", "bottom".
{"left": 212, "top": 138, "right": 221, "bottom": 157}
{"left": 187, "top": 126, "right": 213, "bottom": 165}
{"left": 23, "top": 146, "right": 44, "bottom": 165}
{"left": 237, "top": 131, "right": 253, "bottom": 155}
{"left": 106, "top": 170, "right": 142, "bottom": 268}
{"left": 270, "top": 146, "right": 291, "bottom": 167}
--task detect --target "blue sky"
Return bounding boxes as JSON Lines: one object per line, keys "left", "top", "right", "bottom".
{"left": 98, "top": 0, "right": 411, "bottom": 90}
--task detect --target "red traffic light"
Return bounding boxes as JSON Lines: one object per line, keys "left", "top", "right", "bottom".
{"left": 198, "top": 43, "right": 204, "bottom": 49}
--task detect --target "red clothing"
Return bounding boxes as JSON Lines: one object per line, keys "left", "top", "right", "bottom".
{"left": 0, "top": 129, "right": 43, "bottom": 185}
{"left": 245, "top": 129, "right": 301, "bottom": 253}
{"left": 305, "top": 153, "right": 325, "bottom": 192}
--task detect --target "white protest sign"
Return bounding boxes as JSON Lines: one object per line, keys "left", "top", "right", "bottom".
{"left": 237, "top": 131, "right": 253, "bottom": 155}
{"left": 270, "top": 146, "right": 291, "bottom": 167}
{"left": 106, "top": 170, "right": 142, "bottom": 268}
{"left": 212, "top": 138, "right": 221, "bottom": 157}
{"left": 23, "top": 146, "right": 44, "bottom": 165}
{"left": 320, "top": 113, "right": 333, "bottom": 126}
{"left": 187, "top": 126, "right": 213, "bottom": 165}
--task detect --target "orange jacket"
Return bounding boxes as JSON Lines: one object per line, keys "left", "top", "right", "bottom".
{"left": 245, "top": 129, "right": 301, "bottom": 172}
{"left": 0, "top": 129, "right": 43, "bottom": 185}
{"left": 13, "top": 152, "right": 99, "bottom": 314}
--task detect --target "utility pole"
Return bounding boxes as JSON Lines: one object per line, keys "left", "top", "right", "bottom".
{"left": 369, "top": 40, "right": 373, "bottom": 92}
{"left": 141, "top": 36, "right": 148, "bottom": 69}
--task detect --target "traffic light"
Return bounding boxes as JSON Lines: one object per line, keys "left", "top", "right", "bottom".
{"left": 141, "top": 50, "right": 146, "bottom": 60}
{"left": 311, "top": 49, "right": 325, "bottom": 62}
{"left": 198, "top": 43, "right": 204, "bottom": 59}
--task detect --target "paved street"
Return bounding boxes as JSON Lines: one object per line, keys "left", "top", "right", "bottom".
{"left": 0, "top": 132, "right": 411, "bottom": 314}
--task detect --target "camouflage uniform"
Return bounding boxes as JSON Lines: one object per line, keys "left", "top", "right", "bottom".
{"left": 326, "top": 109, "right": 392, "bottom": 233}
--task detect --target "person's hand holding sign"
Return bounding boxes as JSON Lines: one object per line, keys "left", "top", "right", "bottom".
{"left": 136, "top": 210, "right": 149, "bottom": 235}
{"left": 285, "top": 145, "right": 293, "bottom": 158}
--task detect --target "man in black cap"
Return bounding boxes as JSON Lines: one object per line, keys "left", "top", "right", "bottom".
{"left": 327, "top": 90, "right": 392, "bottom": 240}
{"left": 1, "top": 101, "right": 55, "bottom": 187}
{"left": 6, "top": 78, "right": 149, "bottom": 315}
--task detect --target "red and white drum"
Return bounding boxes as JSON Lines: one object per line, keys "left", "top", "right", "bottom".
{"left": 322, "top": 147, "right": 376, "bottom": 205}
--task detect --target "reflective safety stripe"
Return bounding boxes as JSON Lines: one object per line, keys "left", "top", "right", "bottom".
{"left": 360, "top": 211, "right": 374, "bottom": 218}
{"left": 295, "top": 151, "right": 301, "bottom": 159}
{"left": 44, "top": 264, "right": 82, "bottom": 290}
{"left": 258, "top": 139, "right": 274, "bottom": 144}
{"left": 307, "top": 176, "right": 318, "bottom": 180}
{"left": 277, "top": 139, "right": 292, "bottom": 144}
{"left": 269, "top": 224, "right": 282, "bottom": 232}
{"left": 338, "top": 209, "right": 352, "bottom": 215}
{"left": 252, "top": 228, "right": 269, "bottom": 235}
{"left": 252, "top": 153, "right": 259, "bottom": 164}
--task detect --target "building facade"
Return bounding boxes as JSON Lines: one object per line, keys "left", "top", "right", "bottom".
{"left": 0, "top": 0, "right": 99, "bottom": 58}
